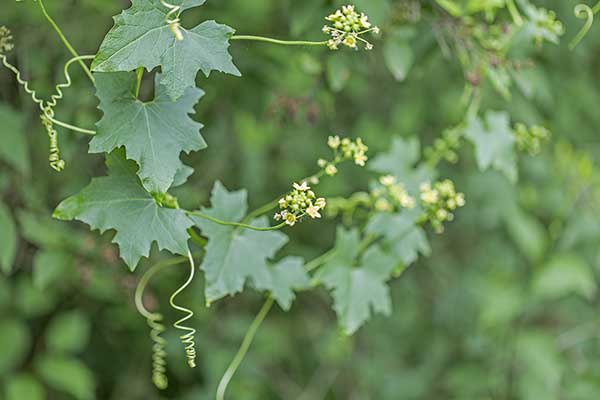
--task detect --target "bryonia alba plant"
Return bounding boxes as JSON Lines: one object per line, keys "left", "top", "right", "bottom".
{"left": 0, "top": 0, "right": 574, "bottom": 397}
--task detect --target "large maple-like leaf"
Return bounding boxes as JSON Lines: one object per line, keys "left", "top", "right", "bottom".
{"left": 92, "top": 0, "right": 240, "bottom": 100}
{"left": 314, "top": 228, "right": 398, "bottom": 335}
{"left": 191, "top": 182, "right": 303, "bottom": 305}
{"left": 464, "top": 111, "right": 517, "bottom": 182}
{"left": 53, "top": 149, "right": 192, "bottom": 270}
{"left": 90, "top": 72, "right": 205, "bottom": 193}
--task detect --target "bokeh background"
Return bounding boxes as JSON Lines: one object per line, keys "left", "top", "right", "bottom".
{"left": 2, "top": 0, "right": 600, "bottom": 399}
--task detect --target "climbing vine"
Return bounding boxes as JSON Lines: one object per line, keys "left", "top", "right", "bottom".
{"left": 1, "top": 0, "right": 587, "bottom": 398}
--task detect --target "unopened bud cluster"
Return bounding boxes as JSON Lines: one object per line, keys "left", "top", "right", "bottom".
{"left": 275, "top": 182, "right": 327, "bottom": 226}
{"left": 531, "top": 7, "right": 564, "bottom": 45}
{"left": 419, "top": 180, "right": 465, "bottom": 234}
{"left": 322, "top": 5, "right": 380, "bottom": 50}
{"left": 514, "top": 123, "right": 550, "bottom": 156}
{"left": 0, "top": 26, "right": 14, "bottom": 54}
{"left": 371, "top": 175, "right": 416, "bottom": 212}
{"left": 424, "top": 127, "right": 461, "bottom": 166}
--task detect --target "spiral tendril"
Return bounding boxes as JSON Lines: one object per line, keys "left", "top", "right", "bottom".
{"left": 169, "top": 250, "right": 198, "bottom": 369}
{"left": 569, "top": 2, "right": 600, "bottom": 50}
{"left": 135, "top": 257, "right": 189, "bottom": 390}
{"left": 160, "top": 0, "right": 184, "bottom": 41}
{"left": 0, "top": 45, "right": 96, "bottom": 171}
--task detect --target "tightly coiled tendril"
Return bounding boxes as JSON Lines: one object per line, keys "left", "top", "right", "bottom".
{"left": 570, "top": 2, "right": 600, "bottom": 50}
{"left": 169, "top": 251, "right": 198, "bottom": 369}
{"left": 160, "top": 0, "right": 184, "bottom": 41}
{"left": 135, "top": 258, "right": 184, "bottom": 390}
{"left": 0, "top": 51, "right": 96, "bottom": 171}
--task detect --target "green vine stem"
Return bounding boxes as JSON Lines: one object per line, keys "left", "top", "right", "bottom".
{"left": 505, "top": 0, "right": 524, "bottom": 26}
{"left": 35, "top": 0, "right": 95, "bottom": 84}
{"left": 216, "top": 297, "right": 275, "bottom": 400}
{"left": 186, "top": 210, "right": 287, "bottom": 231}
{"left": 169, "top": 250, "right": 199, "bottom": 369}
{"left": 135, "top": 256, "right": 189, "bottom": 390}
{"left": 231, "top": 35, "right": 328, "bottom": 47}
{"left": 569, "top": 2, "right": 600, "bottom": 50}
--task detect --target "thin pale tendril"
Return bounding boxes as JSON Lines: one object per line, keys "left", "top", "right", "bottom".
{"left": 0, "top": 54, "right": 96, "bottom": 135}
{"left": 160, "top": 0, "right": 184, "bottom": 41}
{"left": 169, "top": 250, "right": 198, "bottom": 369}
{"left": 0, "top": 52, "right": 96, "bottom": 171}
{"left": 216, "top": 297, "right": 274, "bottom": 400}
{"left": 569, "top": 2, "right": 600, "bottom": 50}
{"left": 135, "top": 258, "right": 187, "bottom": 390}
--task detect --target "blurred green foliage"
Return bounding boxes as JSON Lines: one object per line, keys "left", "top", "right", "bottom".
{"left": 2, "top": 0, "right": 600, "bottom": 399}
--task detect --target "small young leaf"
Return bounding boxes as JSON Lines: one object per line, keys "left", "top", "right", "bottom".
{"left": 91, "top": 72, "right": 205, "bottom": 193}
{"left": 464, "top": 111, "right": 517, "bottom": 182}
{"left": 53, "top": 149, "right": 192, "bottom": 270}
{"left": 314, "top": 228, "right": 398, "bottom": 335}
{"left": 383, "top": 28, "right": 415, "bottom": 82}
{"left": 92, "top": 0, "right": 240, "bottom": 100}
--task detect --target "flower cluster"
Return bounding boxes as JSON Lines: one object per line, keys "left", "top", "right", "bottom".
{"left": 0, "top": 26, "right": 14, "bottom": 54}
{"left": 371, "top": 175, "right": 416, "bottom": 212}
{"left": 419, "top": 180, "right": 465, "bottom": 234}
{"left": 331, "top": 136, "right": 368, "bottom": 166}
{"left": 514, "top": 123, "right": 550, "bottom": 156}
{"left": 275, "top": 182, "right": 327, "bottom": 226}
{"left": 424, "top": 127, "right": 461, "bottom": 166}
{"left": 322, "top": 5, "right": 380, "bottom": 50}
{"left": 528, "top": 6, "right": 564, "bottom": 46}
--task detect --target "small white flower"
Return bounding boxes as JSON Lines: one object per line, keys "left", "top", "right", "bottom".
{"left": 400, "top": 194, "right": 415, "bottom": 209}
{"left": 421, "top": 189, "right": 439, "bottom": 204}
{"left": 328, "top": 135, "right": 341, "bottom": 149}
{"left": 293, "top": 182, "right": 310, "bottom": 191}
{"left": 436, "top": 209, "right": 449, "bottom": 221}
{"left": 318, "top": 158, "right": 327, "bottom": 168}
{"left": 325, "top": 164, "right": 338, "bottom": 176}
{"left": 379, "top": 175, "right": 396, "bottom": 186}
{"left": 279, "top": 198, "right": 287, "bottom": 207}
{"left": 274, "top": 213, "right": 282, "bottom": 221}
{"left": 284, "top": 213, "right": 297, "bottom": 226}
{"left": 456, "top": 193, "right": 466, "bottom": 207}
{"left": 315, "top": 198, "right": 327, "bottom": 209}
{"left": 375, "top": 198, "right": 393, "bottom": 212}
{"left": 306, "top": 205, "right": 322, "bottom": 219}
{"left": 354, "top": 152, "right": 368, "bottom": 166}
